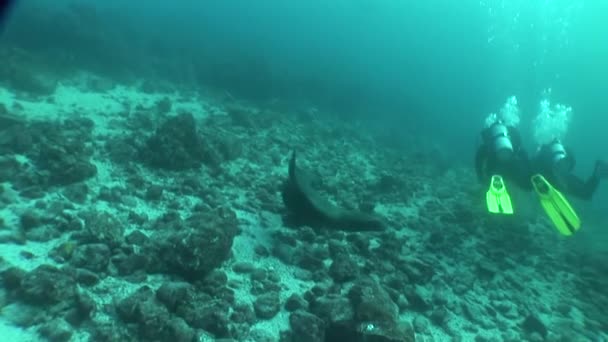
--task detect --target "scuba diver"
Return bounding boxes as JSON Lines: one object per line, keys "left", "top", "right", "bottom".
{"left": 475, "top": 120, "right": 608, "bottom": 236}
{"left": 533, "top": 139, "right": 607, "bottom": 200}
{"left": 475, "top": 120, "right": 532, "bottom": 193}
{"left": 475, "top": 120, "right": 532, "bottom": 217}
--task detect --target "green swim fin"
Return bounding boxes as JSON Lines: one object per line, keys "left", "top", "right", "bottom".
{"left": 486, "top": 175, "right": 513, "bottom": 214}
{"left": 531, "top": 174, "right": 581, "bottom": 236}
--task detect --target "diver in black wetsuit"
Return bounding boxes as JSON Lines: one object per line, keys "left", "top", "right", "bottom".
{"left": 475, "top": 121, "right": 608, "bottom": 200}
{"left": 475, "top": 120, "right": 533, "bottom": 191}
{"left": 532, "top": 139, "right": 607, "bottom": 200}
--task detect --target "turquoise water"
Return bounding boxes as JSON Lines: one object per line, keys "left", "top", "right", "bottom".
{"left": 0, "top": 1, "right": 606, "bottom": 341}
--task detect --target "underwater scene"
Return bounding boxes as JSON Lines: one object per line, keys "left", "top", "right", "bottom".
{"left": 0, "top": 0, "right": 607, "bottom": 341}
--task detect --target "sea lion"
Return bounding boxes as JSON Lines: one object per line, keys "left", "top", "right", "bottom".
{"left": 281, "top": 151, "right": 386, "bottom": 231}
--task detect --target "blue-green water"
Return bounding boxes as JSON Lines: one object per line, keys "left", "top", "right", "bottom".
{"left": 0, "top": 1, "right": 606, "bottom": 341}
{"left": 4, "top": 1, "right": 607, "bottom": 161}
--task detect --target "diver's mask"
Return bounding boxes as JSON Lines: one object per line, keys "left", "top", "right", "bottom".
{"left": 545, "top": 139, "right": 574, "bottom": 174}
{"left": 485, "top": 121, "right": 514, "bottom": 162}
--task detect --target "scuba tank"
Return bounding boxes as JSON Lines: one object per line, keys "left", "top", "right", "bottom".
{"left": 483, "top": 120, "right": 514, "bottom": 162}
{"left": 539, "top": 138, "right": 574, "bottom": 174}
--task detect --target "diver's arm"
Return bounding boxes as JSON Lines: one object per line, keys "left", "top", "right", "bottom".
{"left": 563, "top": 167, "right": 601, "bottom": 200}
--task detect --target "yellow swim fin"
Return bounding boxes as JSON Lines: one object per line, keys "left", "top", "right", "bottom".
{"left": 531, "top": 174, "right": 581, "bottom": 236}
{"left": 486, "top": 175, "right": 513, "bottom": 214}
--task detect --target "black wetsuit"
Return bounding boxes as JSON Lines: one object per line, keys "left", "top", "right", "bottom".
{"left": 475, "top": 125, "right": 533, "bottom": 191}
{"left": 532, "top": 150, "right": 603, "bottom": 200}
{"left": 475, "top": 127, "right": 603, "bottom": 200}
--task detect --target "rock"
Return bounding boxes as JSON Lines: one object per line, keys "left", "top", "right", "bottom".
{"left": 501, "top": 329, "right": 521, "bottom": 342}
{"left": 38, "top": 318, "right": 73, "bottom": 342}
{"left": 296, "top": 246, "right": 325, "bottom": 271}
{"left": 462, "top": 302, "right": 493, "bottom": 328}
{"left": 430, "top": 307, "right": 448, "bottom": 325}
{"left": 311, "top": 295, "right": 354, "bottom": 326}
{"left": 476, "top": 260, "right": 499, "bottom": 280}
{"left": 116, "top": 286, "right": 154, "bottom": 323}
{"left": 97, "top": 186, "right": 123, "bottom": 203}
{"left": 2, "top": 303, "right": 43, "bottom": 327}
{"left": 413, "top": 315, "right": 430, "bottom": 333}
{"left": 19, "top": 265, "right": 76, "bottom": 305}
{"left": 40, "top": 146, "right": 97, "bottom": 186}
{"left": 70, "top": 243, "right": 111, "bottom": 273}
{"left": 442, "top": 316, "right": 464, "bottom": 338}
{"left": 528, "top": 332, "right": 543, "bottom": 342}
{"left": 20, "top": 210, "right": 43, "bottom": 231}
{"left": 349, "top": 277, "right": 399, "bottom": 324}
{"left": 116, "top": 285, "right": 196, "bottom": 342}
{"left": 329, "top": 254, "right": 359, "bottom": 283}
{"left": 145, "top": 185, "right": 164, "bottom": 201}
{"left": 62, "top": 183, "right": 89, "bottom": 203}
{"left": 231, "top": 303, "right": 256, "bottom": 325}
{"left": 254, "top": 292, "right": 281, "bottom": 320}
{"left": 493, "top": 300, "right": 514, "bottom": 315}
{"left": 1, "top": 267, "right": 26, "bottom": 290}
{"left": 289, "top": 310, "right": 325, "bottom": 342}
{"left": 48, "top": 241, "right": 77, "bottom": 264}
{"left": 250, "top": 268, "right": 267, "bottom": 282}
{"left": 200, "top": 282, "right": 233, "bottom": 309}
{"left": 164, "top": 317, "right": 197, "bottom": 342}
{"left": 89, "top": 322, "right": 131, "bottom": 341}
{"left": 24, "top": 225, "right": 59, "bottom": 242}
{"left": 357, "top": 320, "right": 416, "bottom": 342}
{"left": 475, "top": 331, "right": 496, "bottom": 342}
{"left": 153, "top": 207, "right": 238, "bottom": 281}
{"left": 177, "top": 294, "right": 231, "bottom": 338}
{"left": 0, "top": 156, "right": 22, "bottom": 183}
{"left": 404, "top": 286, "right": 431, "bottom": 312}
{"left": 125, "top": 230, "right": 149, "bottom": 245}
{"left": 65, "top": 291, "right": 95, "bottom": 326}
{"left": 254, "top": 244, "right": 270, "bottom": 257}
{"left": 247, "top": 328, "right": 275, "bottom": 342}
{"left": 273, "top": 243, "right": 295, "bottom": 265}
{"left": 156, "top": 97, "right": 172, "bottom": 114}
{"left": 74, "top": 268, "right": 100, "bottom": 286}
{"left": 78, "top": 211, "right": 125, "bottom": 247}
{"left": 310, "top": 285, "right": 327, "bottom": 298}
{"left": 522, "top": 314, "right": 547, "bottom": 339}
{"left": 156, "top": 282, "right": 193, "bottom": 312}
{"left": 396, "top": 295, "right": 409, "bottom": 312}
{"left": 113, "top": 251, "right": 150, "bottom": 276}
{"left": 399, "top": 257, "right": 434, "bottom": 284}
{"left": 140, "top": 113, "right": 209, "bottom": 170}
{"left": 232, "top": 261, "right": 256, "bottom": 274}
{"left": 285, "top": 293, "right": 308, "bottom": 312}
